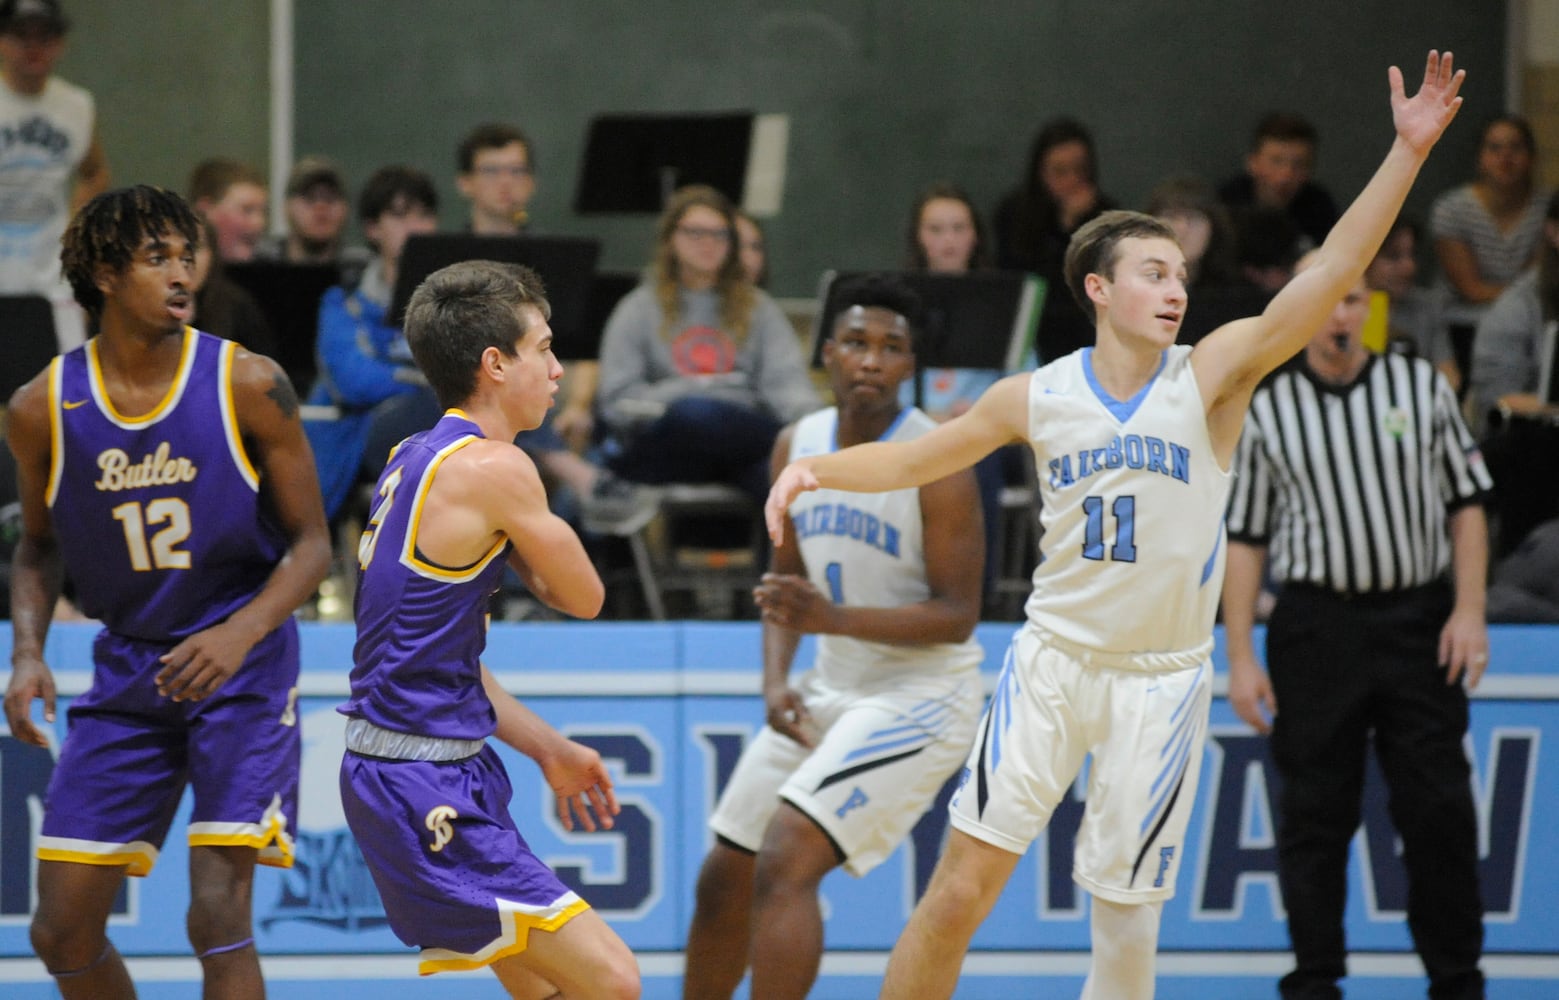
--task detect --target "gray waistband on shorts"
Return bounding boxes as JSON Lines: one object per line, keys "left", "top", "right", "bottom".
{"left": 344, "top": 717, "right": 485, "bottom": 762}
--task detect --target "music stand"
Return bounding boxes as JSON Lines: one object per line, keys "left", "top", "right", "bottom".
{"left": 223, "top": 262, "right": 341, "bottom": 393}
{"left": 572, "top": 270, "right": 641, "bottom": 362}
{"left": 0, "top": 295, "right": 57, "bottom": 401}
{"left": 1538, "top": 320, "right": 1559, "bottom": 406}
{"left": 386, "top": 234, "right": 602, "bottom": 355}
{"left": 809, "top": 272, "right": 1042, "bottom": 396}
{"left": 574, "top": 112, "right": 755, "bottom": 213}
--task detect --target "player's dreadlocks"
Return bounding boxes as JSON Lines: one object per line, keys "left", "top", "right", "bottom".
{"left": 61, "top": 185, "right": 202, "bottom": 318}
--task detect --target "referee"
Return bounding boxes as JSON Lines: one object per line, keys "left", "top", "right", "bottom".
{"left": 1222, "top": 254, "right": 1493, "bottom": 1000}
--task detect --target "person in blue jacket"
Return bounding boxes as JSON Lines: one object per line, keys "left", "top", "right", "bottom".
{"left": 304, "top": 166, "right": 442, "bottom": 520}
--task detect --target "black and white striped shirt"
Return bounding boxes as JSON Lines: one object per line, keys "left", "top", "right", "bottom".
{"left": 1226, "top": 353, "right": 1492, "bottom": 594}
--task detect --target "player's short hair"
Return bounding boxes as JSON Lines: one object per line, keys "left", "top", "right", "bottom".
{"left": 827, "top": 273, "right": 925, "bottom": 354}
{"left": 457, "top": 123, "right": 533, "bottom": 174}
{"left": 405, "top": 260, "right": 551, "bottom": 409}
{"left": 1063, "top": 210, "right": 1180, "bottom": 312}
{"left": 61, "top": 185, "right": 201, "bottom": 318}
{"left": 187, "top": 157, "right": 265, "bottom": 205}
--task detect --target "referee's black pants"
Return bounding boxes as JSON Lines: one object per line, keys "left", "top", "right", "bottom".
{"left": 1266, "top": 581, "right": 1485, "bottom": 1000}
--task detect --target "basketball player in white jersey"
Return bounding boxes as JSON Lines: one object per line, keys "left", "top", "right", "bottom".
{"left": 683, "top": 274, "right": 985, "bottom": 1000}
{"left": 764, "top": 52, "right": 1467, "bottom": 1000}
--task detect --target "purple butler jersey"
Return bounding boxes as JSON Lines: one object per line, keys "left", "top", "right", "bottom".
{"left": 46, "top": 329, "right": 287, "bottom": 640}
{"left": 341, "top": 410, "right": 511, "bottom": 741}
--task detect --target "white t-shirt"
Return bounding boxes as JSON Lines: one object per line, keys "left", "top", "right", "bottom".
{"left": 0, "top": 75, "right": 94, "bottom": 301}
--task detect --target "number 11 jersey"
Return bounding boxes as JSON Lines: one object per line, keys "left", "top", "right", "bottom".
{"left": 1025, "top": 345, "right": 1232, "bottom": 654}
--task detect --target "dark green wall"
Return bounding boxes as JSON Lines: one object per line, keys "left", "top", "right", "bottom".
{"left": 62, "top": 0, "right": 270, "bottom": 196}
{"left": 60, "top": 3, "right": 1507, "bottom": 300}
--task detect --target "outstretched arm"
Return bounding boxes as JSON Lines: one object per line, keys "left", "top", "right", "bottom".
{"left": 1194, "top": 51, "right": 1466, "bottom": 452}
{"left": 765, "top": 372, "right": 1029, "bottom": 543}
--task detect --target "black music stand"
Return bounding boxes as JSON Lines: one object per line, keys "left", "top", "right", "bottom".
{"left": 387, "top": 234, "right": 602, "bottom": 355}
{"left": 809, "top": 271, "right": 1042, "bottom": 406}
{"left": 1176, "top": 283, "right": 1276, "bottom": 346}
{"left": 574, "top": 112, "right": 755, "bottom": 213}
{"left": 1539, "top": 320, "right": 1559, "bottom": 406}
{"left": 573, "top": 270, "right": 641, "bottom": 362}
{"left": 223, "top": 262, "right": 341, "bottom": 393}
{"left": 0, "top": 295, "right": 58, "bottom": 401}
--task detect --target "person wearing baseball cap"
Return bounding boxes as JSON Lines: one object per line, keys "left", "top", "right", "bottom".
{"left": 256, "top": 155, "right": 366, "bottom": 276}
{"left": 0, "top": 0, "right": 109, "bottom": 350}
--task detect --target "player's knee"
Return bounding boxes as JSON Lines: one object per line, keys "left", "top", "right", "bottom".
{"left": 693, "top": 843, "right": 754, "bottom": 917}
{"left": 917, "top": 865, "right": 991, "bottom": 934}
{"left": 186, "top": 883, "right": 252, "bottom": 954}
{"left": 30, "top": 912, "right": 103, "bottom": 973}
{"left": 597, "top": 958, "right": 641, "bottom": 1000}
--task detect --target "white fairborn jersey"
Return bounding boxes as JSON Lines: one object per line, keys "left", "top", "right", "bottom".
{"left": 787, "top": 406, "right": 984, "bottom": 692}
{"left": 1023, "top": 345, "right": 1232, "bottom": 654}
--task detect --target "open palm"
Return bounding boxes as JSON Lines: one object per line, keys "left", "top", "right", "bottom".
{"left": 1391, "top": 50, "right": 1465, "bottom": 154}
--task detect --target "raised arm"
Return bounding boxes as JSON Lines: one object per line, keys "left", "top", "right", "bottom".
{"left": 1193, "top": 51, "right": 1465, "bottom": 451}
{"left": 3, "top": 372, "right": 64, "bottom": 747}
{"left": 765, "top": 372, "right": 1029, "bottom": 544}
{"left": 156, "top": 352, "right": 333, "bottom": 701}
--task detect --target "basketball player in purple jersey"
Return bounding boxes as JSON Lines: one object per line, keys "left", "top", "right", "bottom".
{"left": 3, "top": 185, "right": 332, "bottom": 999}
{"left": 339, "top": 260, "right": 638, "bottom": 998}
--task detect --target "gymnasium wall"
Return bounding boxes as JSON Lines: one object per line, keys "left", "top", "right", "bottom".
{"left": 1, "top": 621, "right": 1554, "bottom": 998}
{"left": 60, "top": 2, "right": 1509, "bottom": 299}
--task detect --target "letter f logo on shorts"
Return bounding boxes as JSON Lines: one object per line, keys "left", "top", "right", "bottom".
{"left": 425, "top": 805, "right": 459, "bottom": 853}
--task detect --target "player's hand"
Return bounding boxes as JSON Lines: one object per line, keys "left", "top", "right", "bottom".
{"left": 765, "top": 461, "right": 820, "bottom": 546}
{"left": 754, "top": 573, "right": 838, "bottom": 635}
{"left": 763, "top": 683, "right": 817, "bottom": 748}
{"left": 1438, "top": 605, "right": 1489, "bottom": 689}
{"left": 540, "top": 739, "right": 619, "bottom": 832}
{"left": 155, "top": 622, "right": 260, "bottom": 702}
{"left": 3, "top": 656, "right": 57, "bottom": 748}
{"left": 1226, "top": 653, "right": 1277, "bottom": 735}
{"left": 1390, "top": 50, "right": 1465, "bottom": 156}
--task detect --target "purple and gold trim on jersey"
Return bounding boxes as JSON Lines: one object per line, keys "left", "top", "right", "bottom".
{"left": 418, "top": 893, "right": 590, "bottom": 975}
{"left": 217, "top": 339, "right": 261, "bottom": 490}
{"left": 36, "top": 836, "right": 159, "bottom": 877}
{"left": 400, "top": 434, "right": 506, "bottom": 582}
{"left": 88, "top": 327, "right": 200, "bottom": 427}
{"left": 188, "top": 792, "right": 296, "bottom": 869}
{"left": 44, "top": 354, "right": 64, "bottom": 505}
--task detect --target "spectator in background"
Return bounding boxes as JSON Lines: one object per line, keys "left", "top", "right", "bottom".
{"left": 256, "top": 155, "right": 368, "bottom": 285}
{"left": 303, "top": 165, "right": 442, "bottom": 521}
{"left": 456, "top": 122, "right": 536, "bottom": 234}
{"left": 189, "top": 157, "right": 268, "bottom": 264}
{"left": 993, "top": 116, "right": 1115, "bottom": 280}
{"left": 597, "top": 184, "right": 817, "bottom": 501}
{"left": 0, "top": 0, "right": 108, "bottom": 350}
{"left": 1145, "top": 175, "right": 1239, "bottom": 291}
{"left": 1218, "top": 111, "right": 1339, "bottom": 251}
{"left": 902, "top": 183, "right": 1010, "bottom": 602}
{"left": 1467, "top": 190, "right": 1559, "bottom": 559}
{"left": 994, "top": 118, "right": 1116, "bottom": 363}
{"left": 734, "top": 209, "right": 768, "bottom": 288}
{"left": 1431, "top": 116, "right": 1549, "bottom": 310}
{"left": 1365, "top": 216, "right": 1455, "bottom": 386}
{"left": 1236, "top": 206, "right": 1306, "bottom": 294}
{"left": 191, "top": 216, "right": 275, "bottom": 357}
{"left": 1468, "top": 189, "right": 1559, "bottom": 430}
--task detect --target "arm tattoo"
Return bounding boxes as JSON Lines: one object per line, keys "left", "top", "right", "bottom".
{"left": 266, "top": 374, "right": 300, "bottom": 420}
